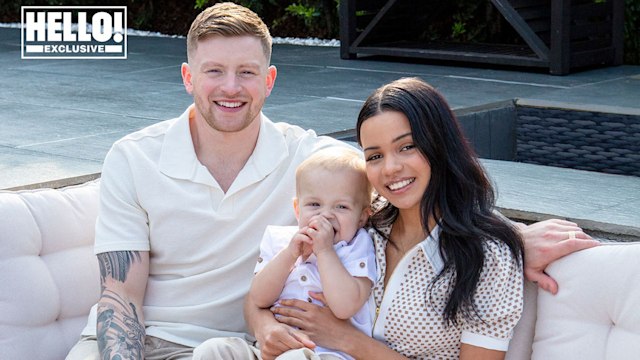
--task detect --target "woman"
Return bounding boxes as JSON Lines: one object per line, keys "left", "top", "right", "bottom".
{"left": 271, "top": 77, "right": 525, "bottom": 359}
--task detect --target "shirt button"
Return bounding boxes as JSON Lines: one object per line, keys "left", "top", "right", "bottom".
{"left": 359, "top": 261, "right": 365, "bottom": 268}
{"left": 301, "top": 275, "right": 307, "bottom": 282}
{"left": 257, "top": 257, "right": 263, "bottom": 263}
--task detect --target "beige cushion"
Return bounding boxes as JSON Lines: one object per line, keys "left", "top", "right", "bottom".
{"left": 532, "top": 243, "right": 640, "bottom": 360}
{"left": 0, "top": 181, "right": 101, "bottom": 360}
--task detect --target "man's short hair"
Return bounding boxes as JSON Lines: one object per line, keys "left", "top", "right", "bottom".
{"left": 187, "top": 2, "right": 272, "bottom": 63}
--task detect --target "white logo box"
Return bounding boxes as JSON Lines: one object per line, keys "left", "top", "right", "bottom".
{"left": 21, "top": 6, "right": 127, "bottom": 59}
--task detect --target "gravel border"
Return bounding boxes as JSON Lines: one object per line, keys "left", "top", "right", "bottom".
{"left": 1, "top": 22, "right": 340, "bottom": 47}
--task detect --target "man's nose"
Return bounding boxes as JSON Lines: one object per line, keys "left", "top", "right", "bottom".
{"left": 220, "top": 73, "right": 241, "bottom": 94}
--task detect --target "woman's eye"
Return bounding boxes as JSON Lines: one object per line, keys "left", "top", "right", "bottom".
{"left": 366, "top": 154, "right": 381, "bottom": 161}
{"left": 401, "top": 144, "right": 415, "bottom": 151}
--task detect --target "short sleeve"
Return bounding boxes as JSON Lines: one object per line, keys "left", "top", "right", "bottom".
{"left": 94, "top": 143, "right": 150, "bottom": 254}
{"left": 254, "top": 226, "right": 296, "bottom": 274}
{"left": 338, "top": 228, "right": 377, "bottom": 284}
{"left": 460, "top": 240, "right": 524, "bottom": 351}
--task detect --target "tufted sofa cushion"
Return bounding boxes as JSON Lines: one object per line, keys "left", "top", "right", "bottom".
{"left": 1, "top": 178, "right": 638, "bottom": 360}
{"left": 0, "top": 180, "right": 101, "bottom": 360}
{"left": 532, "top": 243, "right": 640, "bottom": 360}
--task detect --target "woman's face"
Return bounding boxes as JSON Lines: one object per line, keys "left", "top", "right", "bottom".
{"left": 360, "top": 111, "right": 431, "bottom": 214}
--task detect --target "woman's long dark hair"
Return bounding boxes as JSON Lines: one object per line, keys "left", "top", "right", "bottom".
{"left": 356, "top": 77, "right": 524, "bottom": 325}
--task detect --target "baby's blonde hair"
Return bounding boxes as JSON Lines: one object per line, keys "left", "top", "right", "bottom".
{"left": 296, "top": 147, "right": 372, "bottom": 208}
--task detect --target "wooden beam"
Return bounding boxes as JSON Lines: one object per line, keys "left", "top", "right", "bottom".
{"left": 339, "top": 0, "right": 357, "bottom": 59}
{"left": 550, "top": 0, "right": 571, "bottom": 75}
{"left": 490, "top": 0, "right": 550, "bottom": 61}
{"left": 350, "top": 0, "right": 398, "bottom": 49}
{"left": 612, "top": 0, "right": 624, "bottom": 65}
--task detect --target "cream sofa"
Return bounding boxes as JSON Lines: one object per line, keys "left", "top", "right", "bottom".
{"left": 1, "top": 181, "right": 639, "bottom": 359}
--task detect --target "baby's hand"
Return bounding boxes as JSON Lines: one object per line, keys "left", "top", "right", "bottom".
{"left": 306, "top": 215, "right": 336, "bottom": 255}
{"left": 287, "top": 228, "right": 313, "bottom": 261}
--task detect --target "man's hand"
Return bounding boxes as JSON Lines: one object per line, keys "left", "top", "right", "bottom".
{"left": 520, "top": 219, "right": 600, "bottom": 294}
{"left": 256, "top": 322, "right": 315, "bottom": 360}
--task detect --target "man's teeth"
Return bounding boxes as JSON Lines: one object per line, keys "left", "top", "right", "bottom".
{"left": 388, "top": 178, "right": 414, "bottom": 191}
{"left": 217, "top": 101, "right": 242, "bottom": 108}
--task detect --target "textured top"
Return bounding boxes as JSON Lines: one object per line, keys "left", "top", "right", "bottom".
{"left": 370, "top": 225, "right": 523, "bottom": 359}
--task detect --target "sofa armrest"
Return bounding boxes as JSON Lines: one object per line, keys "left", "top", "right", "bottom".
{"left": 532, "top": 243, "right": 640, "bottom": 360}
{"left": 0, "top": 180, "right": 101, "bottom": 360}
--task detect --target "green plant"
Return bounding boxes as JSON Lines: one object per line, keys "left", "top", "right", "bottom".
{"left": 285, "top": 3, "right": 320, "bottom": 28}
{"left": 625, "top": 0, "right": 640, "bottom": 64}
{"left": 451, "top": 21, "right": 466, "bottom": 39}
{"left": 449, "top": 2, "right": 487, "bottom": 42}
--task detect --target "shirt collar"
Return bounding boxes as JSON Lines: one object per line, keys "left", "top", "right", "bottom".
{"left": 373, "top": 223, "right": 443, "bottom": 272}
{"left": 158, "top": 105, "right": 289, "bottom": 190}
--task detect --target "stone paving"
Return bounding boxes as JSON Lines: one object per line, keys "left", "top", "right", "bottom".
{"left": 1, "top": 26, "right": 639, "bottom": 190}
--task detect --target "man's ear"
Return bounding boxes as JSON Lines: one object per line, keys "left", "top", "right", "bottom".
{"left": 293, "top": 197, "right": 300, "bottom": 221}
{"left": 181, "top": 62, "right": 193, "bottom": 94}
{"left": 265, "top": 65, "right": 277, "bottom": 97}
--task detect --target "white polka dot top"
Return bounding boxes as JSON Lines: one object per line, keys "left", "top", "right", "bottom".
{"left": 370, "top": 225, "right": 523, "bottom": 359}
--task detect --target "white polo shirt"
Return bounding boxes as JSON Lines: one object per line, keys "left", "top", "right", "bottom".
{"left": 83, "top": 105, "right": 343, "bottom": 347}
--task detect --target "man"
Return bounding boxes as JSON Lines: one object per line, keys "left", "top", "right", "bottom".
{"left": 67, "top": 3, "right": 598, "bottom": 359}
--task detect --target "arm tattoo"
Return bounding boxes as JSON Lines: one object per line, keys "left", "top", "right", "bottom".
{"left": 96, "top": 251, "right": 145, "bottom": 359}
{"left": 97, "top": 290, "right": 145, "bottom": 360}
{"left": 98, "top": 251, "right": 142, "bottom": 283}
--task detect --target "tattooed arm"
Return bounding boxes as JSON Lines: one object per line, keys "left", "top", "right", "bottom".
{"left": 97, "top": 250, "right": 150, "bottom": 360}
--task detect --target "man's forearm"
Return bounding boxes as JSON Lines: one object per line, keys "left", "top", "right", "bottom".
{"left": 97, "top": 290, "right": 145, "bottom": 359}
{"left": 96, "top": 250, "right": 149, "bottom": 359}
{"left": 245, "top": 294, "right": 276, "bottom": 340}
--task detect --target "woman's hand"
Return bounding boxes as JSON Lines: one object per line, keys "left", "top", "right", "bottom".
{"left": 273, "top": 293, "right": 410, "bottom": 360}
{"left": 520, "top": 219, "right": 600, "bottom": 294}
{"left": 271, "top": 292, "right": 354, "bottom": 351}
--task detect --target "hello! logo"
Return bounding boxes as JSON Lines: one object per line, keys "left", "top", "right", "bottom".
{"left": 21, "top": 6, "right": 127, "bottom": 59}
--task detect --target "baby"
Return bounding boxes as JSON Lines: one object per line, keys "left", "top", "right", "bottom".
{"left": 249, "top": 147, "right": 376, "bottom": 360}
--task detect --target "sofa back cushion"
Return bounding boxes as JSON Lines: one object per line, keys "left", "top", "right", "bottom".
{"left": 0, "top": 180, "right": 101, "bottom": 360}
{"left": 532, "top": 242, "right": 640, "bottom": 359}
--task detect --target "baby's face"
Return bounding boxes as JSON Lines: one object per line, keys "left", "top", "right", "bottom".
{"left": 295, "top": 168, "right": 369, "bottom": 244}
